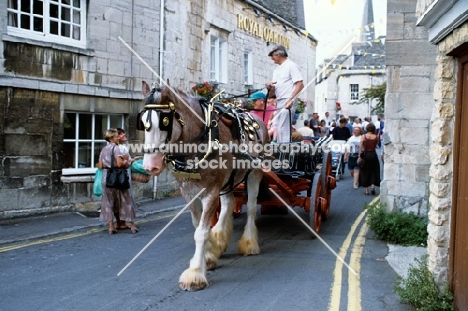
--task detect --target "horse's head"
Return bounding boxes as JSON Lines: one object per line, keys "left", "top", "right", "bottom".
{"left": 139, "top": 81, "right": 199, "bottom": 175}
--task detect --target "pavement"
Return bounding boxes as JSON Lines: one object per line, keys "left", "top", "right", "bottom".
{"left": 0, "top": 196, "right": 187, "bottom": 246}
{"left": 0, "top": 194, "right": 427, "bottom": 279}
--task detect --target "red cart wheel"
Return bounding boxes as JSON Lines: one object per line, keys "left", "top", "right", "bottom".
{"left": 321, "top": 151, "right": 335, "bottom": 220}
{"left": 310, "top": 151, "right": 335, "bottom": 234}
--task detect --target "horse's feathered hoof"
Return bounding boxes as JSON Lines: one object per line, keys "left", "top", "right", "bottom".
{"left": 237, "top": 237, "right": 260, "bottom": 256}
{"left": 178, "top": 281, "right": 208, "bottom": 291}
{"left": 178, "top": 268, "right": 209, "bottom": 291}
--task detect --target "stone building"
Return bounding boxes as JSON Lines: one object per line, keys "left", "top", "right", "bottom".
{"left": 384, "top": 0, "right": 468, "bottom": 307}
{"left": 314, "top": 0, "right": 386, "bottom": 121}
{"left": 0, "top": 0, "right": 316, "bottom": 218}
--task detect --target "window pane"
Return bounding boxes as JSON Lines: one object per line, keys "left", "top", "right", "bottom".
{"left": 95, "top": 142, "right": 107, "bottom": 165}
{"left": 95, "top": 115, "right": 105, "bottom": 139}
{"left": 72, "top": 25, "right": 80, "bottom": 40}
{"left": 73, "top": 10, "right": 80, "bottom": 25}
{"left": 78, "top": 114, "right": 92, "bottom": 139}
{"left": 78, "top": 142, "right": 91, "bottom": 168}
{"left": 63, "top": 142, "right": 76, "bottom": 168}
{"left": 8, "top": 12, "right": 18, "bottom": 27}
{"left": 20, "top": 0, "right": 30, "bottom": 13}
{"left": 33, "top": 1, "right": 43, "bottom": 15}
{"left": 61, "top": 22, "right": 70, "bottom": 37}
{"left": 50, "top": 20, "right": 58, "bottom": 34}
{"left": 64, "top": 113, "right": 76, "bottom": 139}
{"left": 61, "top": 7, "right": 71, "bottom": 21}
{"left": 73, "top": 0, "right": 80, "bottom": 8}
{"left": 33, "top": 16, "right": 43, "bottom": 32}
{"left": 50, "top": 3, "right": 59, "bottom": 18}
{"left": 20, "top": 13, "right": 30, "bottom": 29}
{"left": 8, "top": 0, "right": 19, "bottom": 10}
{"left": 109, "top": 115, "right": 122, "bottom": 129}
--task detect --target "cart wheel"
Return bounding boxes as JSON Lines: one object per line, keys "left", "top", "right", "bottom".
{"left": 320, "top": 151, "right": 333, "bottom": 220}
{"left": 311, "top": 155, "right": 328, "bottom": 233}
{"left": 310, "top": 172, "right": 322, "bottom": 234}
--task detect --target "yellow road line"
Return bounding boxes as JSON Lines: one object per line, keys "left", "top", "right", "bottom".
{"left": 0, "top": 210, "right": 184, "bottom": 253}
{"left": 328, "top": 196, "right": 379, "bottom": 311}
{"left": 347, "top": 221, "right": 368, "bottom": 311}
{"left": 328, "top": 209, "right": 368, "bottom": 310}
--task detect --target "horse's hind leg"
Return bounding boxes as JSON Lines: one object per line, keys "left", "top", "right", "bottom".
{"left": 237, "top": 170, "right": 262, "bottom": 256}
{"left": 211, "top": 192, "right": 234, "bottom": 254}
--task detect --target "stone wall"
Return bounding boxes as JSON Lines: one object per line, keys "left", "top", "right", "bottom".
{"left": 0, "top": 0, "right": 316, "bottom": 218}
{"left": 163, "top": 0, "right": 316, "bottom": 102}
{"left": 381, "top": 0, "right": 436, "bottom": 215}
{"left": 0, "top": 86, "right": 155, "bottom": 218}
{"left": 427, "top": 21, "right": 468, "bottom": 285}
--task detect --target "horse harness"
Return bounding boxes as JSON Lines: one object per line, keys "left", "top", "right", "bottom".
{"left": 137, "top": 88, "right": 265, "bottom": 191}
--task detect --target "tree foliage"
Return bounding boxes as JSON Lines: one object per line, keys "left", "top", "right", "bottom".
{"left": 357, "top": 81, "right": 386, "bottom": 115}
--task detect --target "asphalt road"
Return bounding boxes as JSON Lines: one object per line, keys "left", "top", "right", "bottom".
{"left": 0, "top": 166, "right": 413, "bottom": 310}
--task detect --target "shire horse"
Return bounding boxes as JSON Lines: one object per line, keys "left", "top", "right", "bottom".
{"left": 140, "top": 82, "right": 268, "bottom": 291}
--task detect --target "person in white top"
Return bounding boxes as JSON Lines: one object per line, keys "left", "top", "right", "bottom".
{"left": 344, "top": 126, "right": 363, "bottom": 189}
{"left": 361, "top": 117, "right": 369, "bottom": 133}
{"left": 352, "top": 117, "right": 363, "bottom": 129}
{"left": 265, "top": 45, "right": 304, "bottom": 143}
{"left": 297, "top": 119, "right": 314, "bottom": 138}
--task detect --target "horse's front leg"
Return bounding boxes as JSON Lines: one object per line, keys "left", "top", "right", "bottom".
{"left": 237, "top": 170, "right": 262, "bottom": 256}
{"left": 211, "top": 192, "right": 234, "bottom": 254}
{"left": 179, "top": 193, "right": 220, "bottom": 291}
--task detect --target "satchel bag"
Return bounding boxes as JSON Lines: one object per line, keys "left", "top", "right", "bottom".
{"left": 105, "top": 146, "right": 130, "bottom": 189}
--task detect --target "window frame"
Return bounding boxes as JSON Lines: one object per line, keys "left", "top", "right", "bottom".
{"left": 62, "top": 112, "right": 124, "bottom": 175}
{"left": 350, "top": 84, "right": 360, "bottom": 101}
{"left": 210, "top": 35, "right": 228, "bottom": 83}
{"left": 7, "top": 0, "right": 87, "bottom": 49}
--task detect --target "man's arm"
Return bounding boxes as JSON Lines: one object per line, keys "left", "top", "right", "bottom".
{"left": 285, "top": 80, "right": 304, "bottom": 109}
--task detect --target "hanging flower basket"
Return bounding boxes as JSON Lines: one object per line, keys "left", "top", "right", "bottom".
{"left": 191, "top": 82, "right": 219, "bottom": 100}
{"left": 336, "top": 101, "right": 342, "bottom": 111}
{"left": 296, "top": 98, "right": 306, "bottom": 114}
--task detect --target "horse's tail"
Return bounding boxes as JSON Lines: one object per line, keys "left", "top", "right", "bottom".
{"left": 244, "top": 175, "right": 271, "bottom": 203}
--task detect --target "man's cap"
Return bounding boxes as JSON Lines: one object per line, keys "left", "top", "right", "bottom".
{"left": 268, "top": 45, "right": 288, "bottom": 57}
{"left": 249, "top": 91, "right": 266, "bottom": 101}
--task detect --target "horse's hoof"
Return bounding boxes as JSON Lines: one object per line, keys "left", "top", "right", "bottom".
{"left": 206, "top": 260, "right": 217, "bottom": 270}
{"left": 179, "top": 268, "right": 209, "bottom": 291}
{"left": 178, "top": 281, "right": 208, "bottom": 291}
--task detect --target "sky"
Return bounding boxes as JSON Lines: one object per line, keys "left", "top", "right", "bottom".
{"left": 304, "top": 0, "right": 387, "bottom": 64}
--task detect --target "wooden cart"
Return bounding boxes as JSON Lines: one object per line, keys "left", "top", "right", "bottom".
{"left": 228, "top": 137, "right": 337, "bottom": 234}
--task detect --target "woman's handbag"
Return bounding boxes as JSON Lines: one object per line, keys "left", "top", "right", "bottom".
{"left": 105, "top": 146, "right": 130, "bottom": 189}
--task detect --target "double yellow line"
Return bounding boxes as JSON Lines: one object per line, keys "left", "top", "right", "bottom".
{"left": 0, "top": 210, "right": 183, "bottom": 253}
{"left": 328, "top": 196, "right": 378, "bottom": 311}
